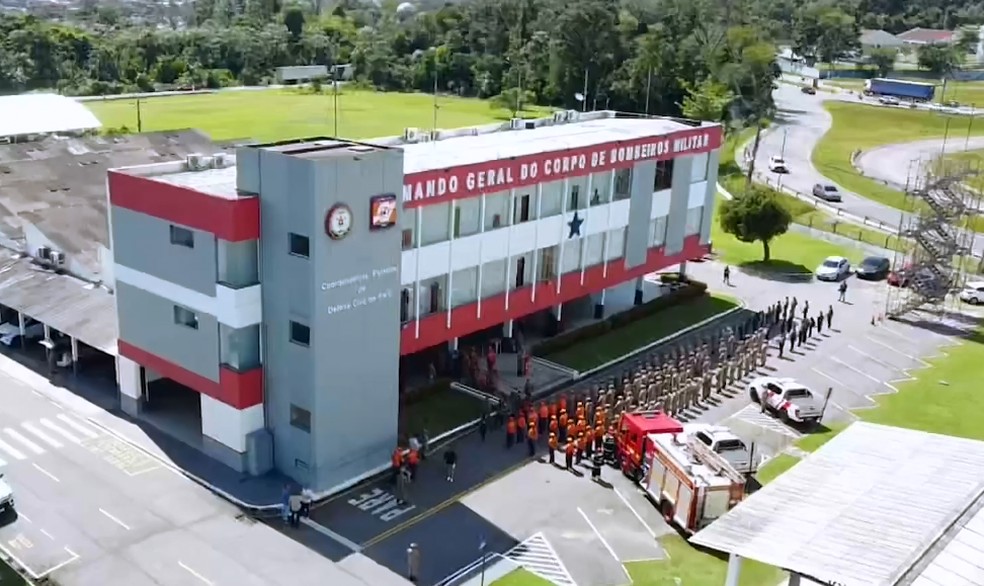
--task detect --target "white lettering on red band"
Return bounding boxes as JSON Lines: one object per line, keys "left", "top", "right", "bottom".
{"left": 401, "top": 127, "right": 717, "bottom": 206}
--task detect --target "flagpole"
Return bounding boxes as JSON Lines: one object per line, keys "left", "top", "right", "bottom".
{"left": 582, "top": 68, "right": 589, "bottom": 112}
{"left": 644, "top": 68, "right": 652, "bottom": 116}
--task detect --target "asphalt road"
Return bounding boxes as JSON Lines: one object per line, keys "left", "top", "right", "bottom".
{"left": 856, "top": 136, "right": 984, "bottom": 195}
{"left": 0, "top": 356, "right": 386, "bottom": 586}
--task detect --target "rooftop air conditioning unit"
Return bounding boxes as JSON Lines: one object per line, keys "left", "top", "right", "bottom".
{"left": 510, "top": 118, "right": 524, "bottom": 130}
{"left": 211, "top": 153, "right": 227, "bottom": 168}
{"left": 36, "top": 246, "right": 52, "bottom": 261}
{"left": 50, "top": 250, "right": 65, "bottom": 266}
{"left": 553, "top": 111, "right": 567, "bottom": 123}
{"left": 429, "top": 129, "right": 441, "bottom": 141}
{"left": 186, "top": 154, "right": 206, "bottom": 171}
{"left": 567, "top": 110, "right": 579, "bottom": 122}
{"left": 403, "top": 128, "right": 420, "bottom": 142}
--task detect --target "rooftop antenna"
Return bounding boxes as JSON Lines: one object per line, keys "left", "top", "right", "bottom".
{"left": 581, "top": 68, "right": 589, "bottom": 112}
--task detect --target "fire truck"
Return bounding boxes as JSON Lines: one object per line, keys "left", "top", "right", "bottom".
{"left": 613, "top": 411, "right": 683, "bottom": 480}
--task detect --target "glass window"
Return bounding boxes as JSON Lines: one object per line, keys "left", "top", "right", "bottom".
{"left": 605, "top": 228, "right": 626, "bottom": 261}
{"left": 290, "top": 405, "right": 311, "bottom": 433}
{"left": 691, "top": 152, "right": 709, "bottom": 183}
{"left": 654, "top": 160, "right": 674, "bottom": 191}
{"left": 484, "top": 192, "right": 509, "bottom": 231}
{"left": 453, "top": 198, "right": 481, "bottom": 238}
{"left": 686, "top": 207, "right": 703, "bottom": 236}
{"left": 173, "top": 306, "right": 198, "bottom": 329}
{"left": 650, "top": 217, "right": 667, "bottom": 246}
{"left": 289, "top": 321, "right": 310, "bottom": 346}
{"left": 514, "top": 194, "right": 532, "bottom": 223}
{"left": 592, "top": 171, "right": 612, "bottom": 205}
{"left": 450, "top": 267, "right": 478, "bottom": 307}
{"left": 420, "top": 204, "right": 450, "bottom": 246}
{"left": 289, "top": 233, "right": 309, "bottom": 257}
{"left": 614, "top": 168, "right": 632, "bottom": 200}
{"left": 169, "top": 225, "right": 194, "bottom": 248}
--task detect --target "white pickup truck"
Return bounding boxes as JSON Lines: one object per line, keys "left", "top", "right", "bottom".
{"left": 748, "top": 376, "right": 825, "bottom": 426}
{"left": 681, "top": 424, "right": 758, "bottom": 475}
{"left": 0, "top": 458, "right": 13, "bottom": 515}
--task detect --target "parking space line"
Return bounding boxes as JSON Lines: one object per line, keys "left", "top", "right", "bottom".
{"left": 613, "top": 488, "right": 657, "bottom": 539}
{"left": 56, "top": 415, "right": 98, "bottom": 439}
{"left": 178, "top": 561, "right": 215, "bottom": 585}
{"left": 0, "top": 542, "right": 79, "bottom": 581}
{"left": 32, "top": 463, "right": 60, "bottom": 483}
{"left": 40, "top": 419, "right": 80, "bottom": 444}
{"left": 36, "top": 548, "right": 80, "bottom": 580}
{"left": 0, "top": 437, "right": 26, "bottom": 460}
{"left": 22, "top": 422, "right": 63, "bottom": 449}
{"left": 847, "top": 345, "right": 897, "bottom": 368}
{"left": 5, "top": 429, "right": 44, "bottom": 455}
{"left": 99, "top": 508, "right": 131, "bottom": 531}
{"left": 40, "top": 529, "right": 54, "bottom": 540}
{"left": 811, "top": 367, "right": 843, "bottom": 387}
{"left": 864, "top": 335, "right": 915, "bottom": 359}
{"left": 829, "top": 356, "right": 882, "bottom": 383}
{"left": 576, "top": 507, "right": 631, "bottom": 581}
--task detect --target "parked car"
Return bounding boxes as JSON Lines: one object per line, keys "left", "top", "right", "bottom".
{"left": 855, "top": 256, "right": 890, "bottom": 280}
{"left": 768, "top": 155, "right": 788, "bottom": 173}
{"left": 0, "top": 322, "right": 44, "bottom": 347}
{"left": 878, "top": 96, "right": 900, "bottom": 106}
{"left": 748, "top": 376, "right": 825, "bottom": 427}
{"left": 681, "top": 424, "right": 757, "bottom": 475}
{"left": 959, "top": 280, "right": 984, "bottom": 304}
{"left": 887, "top": 264, "right": 911, "bottom": 287}
{"left": 815, "top": 256, "right": 851, "bottom": 281}
{"left": 801, "top": 86, "right": 816, "bottom": 95}
{"left": 812, "top": 183, "right": 842, "bottom": 202}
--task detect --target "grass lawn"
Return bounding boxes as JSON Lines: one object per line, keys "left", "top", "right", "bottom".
{"left": 400, "top": 385, "right": 487, "bottom": 438}
{"left": 812, "top": 101, "right": 984, "bottom": 232}
{"left": 490, "top": 568, "right": 554, "bottom": 586}
{"left": 543, "top": 294, "right": 739, "bottom": 371}
{"left": 826, "top": 78, "right": 984, "bottom": 104}
{"left": 0, "top": 560, "right": 25, "bottom": 585}
{"left": 623, "top": 536, "right": 783, "bottom": 586}
{"left": 86, "top": 89, "right": 550, "bottom": 142}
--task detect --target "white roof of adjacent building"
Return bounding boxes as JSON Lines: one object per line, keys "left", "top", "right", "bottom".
{"left": 691, "top": 422, "right": 984, "bottom": 586}
{"left": 0, "top": 94, "right": 102, "bottom": 138}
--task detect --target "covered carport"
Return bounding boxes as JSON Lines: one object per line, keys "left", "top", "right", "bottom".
{"left": 0, "top": 250, "right": 117, "bottom": 385}
{"left": 691, "top": 422, "right": 984, "bottom": 586}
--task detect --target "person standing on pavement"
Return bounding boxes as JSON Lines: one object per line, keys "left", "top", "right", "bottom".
{"left": 565, "top": 439, "right": 576, "bottom": 470}
{"left": 390, "top": 447, "right": 404, "bottom": 484}
{"left": 777, "top": 332, "right": 785, "bottom": 358}
{"left": 838, "top": 280, "right": 848, "bottom": 302}
{"left": 407, "top": 446, "right": 420, "bottom": 481}
{"left": 827, "top": 305, "right": 834, "bottom": 328}
{"left": 280, "top": 484, "right": 291, "bottom": 525}
{"left": 549, "top": 415, "right": 558, "bottom": 439}
{"left": 406, "top": 543, "right": 421, "bottom": 584}
{"left": 300, "top": 487, "right": 313, "bottom": 518}
{"left": 396, "top": 465, "right": 410, "bottom": 505}
{"left": 817, "top": 311, "right": 825, "bottom": 334}
{"left": 723, "top": 265, "right": 731, "bottom": 285}
{"left": 506, "top": 416, "right": 517, "bottom": 449}
{"left": 538, "top": 402, "right": 549, "bottom": 435}
{"left": 443, "top": 447, "right": 457, "bottom": 482}
{"left": 547, "top": 432, "right": 558, "bottom": 465}
{"left": 288, "top": 492, "right": 303, "bottom": 528}
{"left": 527, "top": 423, "right": 538, "bottom": 457}
{"left": 558, "top": 409, "right": 569, "bottom": 441}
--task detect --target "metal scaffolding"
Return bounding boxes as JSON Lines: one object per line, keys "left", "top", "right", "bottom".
{"left": 885, "top": 159, "right": 981, "bottom": 319}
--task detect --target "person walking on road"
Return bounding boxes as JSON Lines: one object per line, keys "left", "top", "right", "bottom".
{"left": 288, "top": 492, "right": 303, "bottom": 528}
{"left": 777, "top": 333, "right": 785, "bottom": 358}
{"left": 723, "top": 265, "right": 731, "bottom": 285}
{"left": 817, "top": 311, "right": 825, "bottom": 334}
{"left": 443, "top": 447, "right": 457, "bottom": 482}
{"left": 838, "top": 280, "right": 848, "bottom": 302}
{"left": 396, "top": 465, "right": 410, "bottom": 506}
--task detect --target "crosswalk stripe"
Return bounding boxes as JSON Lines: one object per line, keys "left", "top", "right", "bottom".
{"left": 0, "top": 437, "right": 26, "bottom": 460}
{"left": 22, "top": 422, "right": 63, "bottom": 448}
{"left": 4, "top": 429, "right": 45, "bottom": 455}
{"left": 56, "top": 415, "right": 99, "bottom": 439}
{"left": 40, "top": 419, "right": 80, "bottom": 444}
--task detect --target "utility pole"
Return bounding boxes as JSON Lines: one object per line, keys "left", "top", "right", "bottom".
{"left": 432, "top": 59, "right": 439, "bottom": 133}
{"left": 516, "top": 67, "right": 524, "bottom": 117}
{"left": 136, "top": 99, "right": 143, "bottom": 133}
{"left": 780, "top": 129, "right": 788, "bottom": 158}
{"left": 966, "top": 104, "right": 975, "bottom": 150}
{"left": 644, "top": 68, "right": 652, "bottom": 116}
{"left": 581, "top": 68, "right": 589, "bottom": 112}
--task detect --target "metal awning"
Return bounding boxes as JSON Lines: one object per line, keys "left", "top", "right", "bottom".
{"left": 691, "top": 422, "right": 984, "bottom": 586}
{"left": 0, "top": 253, "right": 117, "bottom": 355}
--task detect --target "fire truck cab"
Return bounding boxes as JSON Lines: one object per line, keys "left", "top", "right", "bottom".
{"left": 615, "top": 411, "right": 684, "bottom": 480}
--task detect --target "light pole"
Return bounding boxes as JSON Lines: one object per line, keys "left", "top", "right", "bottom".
{"left": 780, "top": 129, "right": 788, "bottom": 158}
{"left": 479, "top": 538, "right": 488, "bottom": 586}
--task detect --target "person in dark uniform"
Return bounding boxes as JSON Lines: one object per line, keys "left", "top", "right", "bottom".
{"left": 591, "top": 446, "right": 604, "bottom": 482}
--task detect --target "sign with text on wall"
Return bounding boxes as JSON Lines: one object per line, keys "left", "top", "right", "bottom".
{"left": 321, "top": 266, "right": 399, "bottom": 316}
{"left": 402, "top": 124, "right": 723, "bottom": 207}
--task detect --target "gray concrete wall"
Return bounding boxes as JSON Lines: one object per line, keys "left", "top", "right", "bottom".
{"left": 254, "top": 145, "right": 404, "bottom": 491}
{"left": 700, "top": 149, "right": 721, "bottom": 245}
{"left": 625, "top": 160, "right": 656, "bottom": 268}
{"left": 664, "top": 156, "right": 694, "bottom": 256}
{"left": 116, "top": 281, "right": 220, "bottom": 381}
{"left": 112, "top": 206, "right": 218, "bottom": 296}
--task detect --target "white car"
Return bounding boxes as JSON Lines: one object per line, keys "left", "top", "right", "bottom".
{"left": 748, "top": 376, "right": 825, "bottom": 426}
{"left": 768, "top": 155, "right": 788, "bottom": 173}
{"left": 959, "top": 281, "right": 984, "bottom": 304}
{"left": 878, "top": 96, "right": 900, "bottom": 106}
{"left": 681, "top": 424, "right": 757, "bottom": 475}
{"left": 815, "top": 256, "right": 850, "bottom": 281}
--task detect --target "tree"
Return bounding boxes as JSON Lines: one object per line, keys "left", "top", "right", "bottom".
{"left": 490, "top": 87, "right": 537, "bottom": 116}
{"left": 681, "top": 78, "right": 734, "bottom": 122}
{"left": 283, "top": 5, "right": 305, "bottom": 40}
{"left": 917, "top": 43, "right": 961, "bottom": 77}
{"left": 866, "top": 47, "right": 897, "bottom": 77}
{"left": 718, "top": 185, "right": 792, "bottom": 262}
{"left": 792, "top": 5, "right": 858, "bottom": 63}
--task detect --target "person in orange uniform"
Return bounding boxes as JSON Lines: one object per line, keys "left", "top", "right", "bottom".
{"left": 594, "top": 408, "right": 606, "bottom": 430}
{"left": 526, "top": 423, "right": 538, "bottom": 457}
{"left": 565, "top": 422, "right": 576, "bottom": 447}
{"left": 549, "top": 401, "right": 558, "bottom": 420}
{"left": 558, "top": 410, "right": 569, "bottom": 442}
{"left": 547, "top": 432, "right": 558, "bottom": 465}
{"left": 407, "top": 446, "right": 420, "bottom": 481}
{"left": 516, "top": 412, "right": 527, "bottom": 442}
{"left": 548, "top": 415, "right": 559, "bottom": 437}
{"left": 528, "top": 409, "right": 539, "bottom": 437}
{"left": 575, "top": 418, "right": 587, "bottom": 441}
{"left": 575, "top": 402, "right": 585, "bottom": 423}
{"left": 565, "top": 439, "right": 576, "bottom": 470}
{"left": 391, "top": 446, "right": 404, "bottom": 484}
{"left": 593, "top": 424, "right": 605, "bottom": 456}
{"left": 558, "top": 393, "right": 569, "bottom": 416}
{"left": 538, "top": 402, "right": 549, "bottom": 434}
{"left": 576, "top": 432, "right": 587, "bottom": 465}
{"left": 506, "top": 416, "right": 517, "bottom": 449}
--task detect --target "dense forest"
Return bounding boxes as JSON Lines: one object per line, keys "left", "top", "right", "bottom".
{"left": 0, "top": 0, "right": 980, "bottom": 120}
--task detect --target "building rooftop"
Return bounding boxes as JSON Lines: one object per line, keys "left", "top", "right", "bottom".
{"left": 0, "top": 93, "right": 102, "bottom": 138}
{"left": 0, "top": 131, "right": 220, "bottom": 278}
{"left": 138, "top": 111, "right": 710, "bottom": 199}
{"left": 897, "top": 27, "right": 957, "bottom": 44}
{"left": 691, "top": 422, "right": 984, "bottom": 586}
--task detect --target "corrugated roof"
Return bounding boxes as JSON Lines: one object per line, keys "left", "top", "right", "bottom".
{"left": 0, "top": 94, "right": 102, "bottom": 137}
{"left": 897, "top": 28, "right": 956, "bottom": 44}
{"left": 901, "top": 494, "right": 984, "bottom": 586}
{"left": 690, "top": 422, "right": 984, "bottom": 586}
{"left": 0, "top": 250, "right": 116, "bottom": 355}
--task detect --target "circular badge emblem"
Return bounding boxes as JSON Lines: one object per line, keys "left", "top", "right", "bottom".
{"left": 325, "top": 204, "right": 353, "bottom": 240}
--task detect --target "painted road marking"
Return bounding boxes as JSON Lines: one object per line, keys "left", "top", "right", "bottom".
{"left": 39, "top": 419, "right": 80, "bottom": 444}
{"left": 503, "top": 533, "right": 577, "bottom": 586}
{"left": 577, "top": 507, "right": 630, "bottom": 581}
{"left": 0, "top": 437, "right": 26, "bottom": 460}
{"left": 847, "top": 345, "right": 897, "bottom": 369}
{"left": 39, "top": 529, "right": 54, "bottom": 541}
{"left": 865, "top": 335, "right": 924, "bottom": 363}
{"left": 32, "top": 463, "right": 60, "bottom": 483}
{"left": 347, "top": 487, "right": 416, "bottom": 524}
{"left": 830, "top": 356, "right": 882, "bottom": 383}
{"left": 22, "top": 422, "right": 63, "bottom": 449}
{"left": 178, "top": 561, "right": 215, "bottom": 585}
{"left": 300, "top": 517, "right": 361, "bottom": 552}
{"left": 99, "top": 508, "right": 131, "bottom": 531}
{"left": 5, "top": 429, "right": 44, "bottom": 455}
{"left": 56, "top": 415, "right": 98, "bottom": 439}
{"left": 613, "top": 487, "right": 657, "bottom": 540}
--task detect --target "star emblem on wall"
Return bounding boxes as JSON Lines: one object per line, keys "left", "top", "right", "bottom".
{"left": 567, "top": 212, "right": 584, "bottom": 239}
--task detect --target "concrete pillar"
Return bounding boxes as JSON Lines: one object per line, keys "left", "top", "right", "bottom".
{"left": 725, "top": 553, "right": 743, "bottom": 586}
{"left": 788, "top": 574, "right": 802, "bottom": 586}
{"left": 503, "top": 319, "right": 514, "bottom": 338}
{"left": 594, "top": 288, "right": 606, "bottom": 319}
{"left": 117, "top": 356, "right": 144, "bottom": 416}
{"left": 70, "top": 337, "right": 79, "bottom": 376}
{"left": 555, "top": 304, "right": 563, "bottom": 321}
{"left": 200, "top": 394, "right": 264, "bottom": 473}
{"left": 679, "top": 260, "right": 688, "bottom": 280}
{"left": 634, "top": 276, "right": 644, "bottom": 305}
{"left": 449, "top": 337, "right": 459, "bottom": 351}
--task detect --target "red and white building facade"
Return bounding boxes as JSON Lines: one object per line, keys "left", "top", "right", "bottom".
{"left": 105, "top": 111, "right": 722, "bottom": 488}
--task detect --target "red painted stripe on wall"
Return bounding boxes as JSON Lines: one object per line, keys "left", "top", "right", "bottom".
{"left": 402, "top": 126, "right": 723, "bottom": 208}
{"left": 108, "top": 171, "right": 260, "bottom": 242}
{"left": 400, "top": 235, "right": 709, "bottom": 355}
{"left": 118, "top": 340, "right": 263, "bottom": 410}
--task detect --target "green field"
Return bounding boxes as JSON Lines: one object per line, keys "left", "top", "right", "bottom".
{"left": 492, "top": 568, "right": 554, "bottom": 585}
{"left": 812, "top": 101, "right": 984, "bottom": 232}
{"left": 86, "top": 89, "right": 549, "bottom": 142}
{"left": 827, "top": 78, "right": 984, "bottom": 105}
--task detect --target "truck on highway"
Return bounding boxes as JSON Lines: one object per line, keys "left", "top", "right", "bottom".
{"left": 864, "top": 78, "right": 935, "bottom": 102}
{"left": 0, "top": 459, "right": 13, "bottom": 515}
{"left": 640, "top": 432, "right": 746, "bottom": 533}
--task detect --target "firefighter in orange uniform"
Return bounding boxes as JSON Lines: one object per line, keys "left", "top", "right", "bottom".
{"left": 528, "top": 409, "right": 539, "bottom": 437}
{"left": 576, "top": 401, "right": 585, "bottom": 422}
{"left": 566, "top": 422, "right": 576, "bottom": 447}
{"left": 576, "top": 417, "right": 587, "bottom": 440}
{"left": 526, "top": 423, "right": 538, "bottom": 457}
{"left": 547, "top": 432, "right": 558, "bottom": 465}
{"left": 549, "top": 400, "right": 558, "bottom": 420}
{"left": 516, "top": 412, "right": 527, "bottom": 442}
{"left": 558, "top": 410, "right": 569, "bottom": 442}
{"left": 407, "top": 447, "right": 420, "bottom": 481}
{"left": 391, "top": 446, "right": 404, "bottom": 483}
{"left": 576, "top": 433, "right": 587, "bottom": 464}
{"left": 565, "top": 439, "right": 576, "bottom": 470}
{"left": 549, "top": 415, "right": 559, "bottom": 437}
{"left": 594, "top": 424, "right": 605, "bottom": 456}
{"left": 506, "top": 416, "right": 517, "bottom": 449}
{"left": 538, "top": 402, "right": 549, "bottom": 434}
{"left": 559, "top": 393, "right": 569, "bottom": 416}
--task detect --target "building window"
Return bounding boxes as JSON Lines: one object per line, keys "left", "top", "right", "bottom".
{"left": 514, "top": 194, "right": 531, "bottom": 223}
{"left": 400, "top": 288, "right": 411, "bottom": 323}
{"left": 290, "top": 405, "right": 311, "bottom": 433}
{"left": 402, "top": 229, "right": 414, "bottom": 250}
{"left": 453, "top": 206, "right": 462, "bottom": 238}
{"left": 169, "top": 225, "right": 194, "bottom": 248}
{"left": 515, "top": 257, "right": 526, "bottom": 288}
{"left": 614, "top": 168, "right": 632, "bottom": 199}
{"left": 569, "top": 185, "right": 580, "bottom": 210}
{"left": 289, "top": 321, "right": 310, "bottom": 346}
{"left": 429, "top": 281, "right": 441, "bottom": 314}
{"left": 173, "top": 306, "right": 199, "bottom": 330}
{"left": 654, "top": 160, "right": 674, "bottom": 191}
{"left": 289, "top": 233, "right": 310, "bottom": 258}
